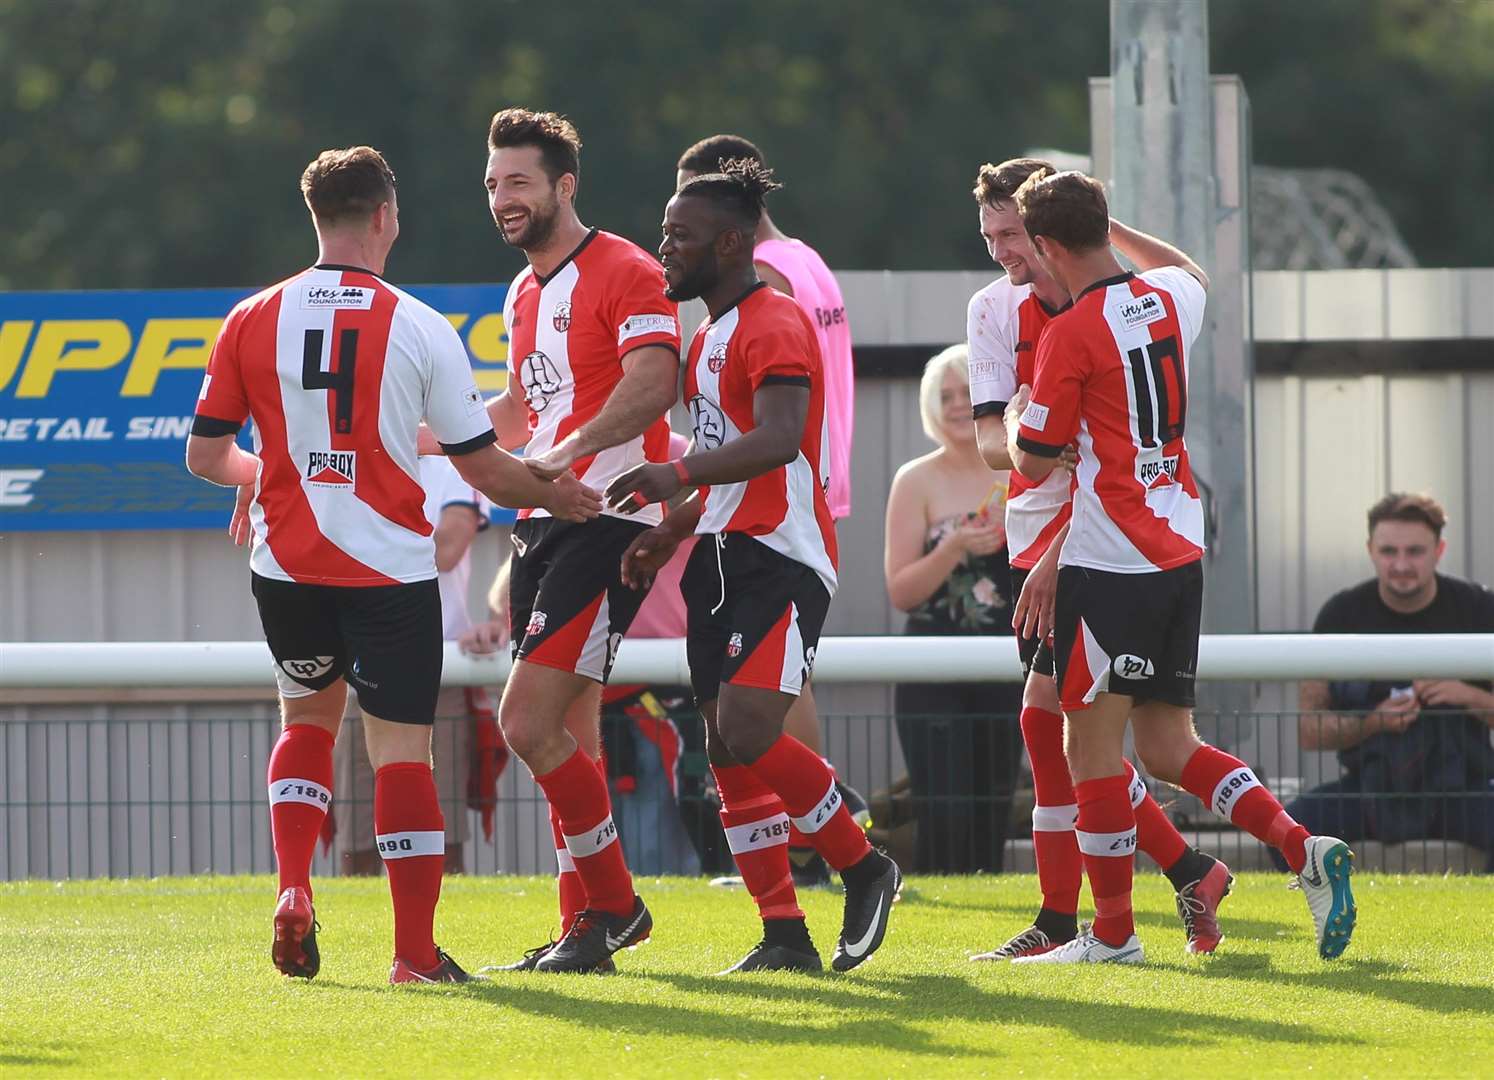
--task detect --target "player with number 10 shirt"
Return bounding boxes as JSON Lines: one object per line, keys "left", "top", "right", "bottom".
{"left": 1008, "top": 168, "right": 1355, "bottom": 966}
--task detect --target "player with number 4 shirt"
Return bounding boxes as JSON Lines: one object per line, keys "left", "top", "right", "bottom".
{"left": 189, "top": 146, "right": 600, "bottom": 987}
{"left": 1006, "top": 167, "right": 1356, "bottom": 965}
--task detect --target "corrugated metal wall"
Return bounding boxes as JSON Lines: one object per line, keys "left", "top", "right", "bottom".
{"left": 4, "top": 268, "right": 1491, "bottom": 878}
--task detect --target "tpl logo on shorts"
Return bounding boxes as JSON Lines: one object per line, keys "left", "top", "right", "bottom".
{"left": 1112, "top": 653, "right": 1155, "bottom": 680}
{"left": 726, "top": 632, "right": 744, "bottom": 658}
{"left": 305, "top": 450, "right": 355, "bottom": 487}
{"left": 526, "top": 610, "right": 548, "bottom": 637}
{"left": 280, "top": 657, "right": 334, "bottom": 681}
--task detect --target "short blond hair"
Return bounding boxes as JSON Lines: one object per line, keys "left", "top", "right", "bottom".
{"left": 918, "top": 343, "right": 969, "bottom": 444}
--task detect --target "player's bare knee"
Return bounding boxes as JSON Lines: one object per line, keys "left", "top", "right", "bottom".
{"left": 362, "top": 712, "right": 432, "bottom": 771}
{"left": 280, "top": 682, "right": 345, "bottom": 735}
{"left": 1023, "top": 672, "right": 1060, "bottom": 712}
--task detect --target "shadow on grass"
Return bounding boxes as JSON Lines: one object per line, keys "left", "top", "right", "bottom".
{"left": 0, "top": 1040, "right": 79, "bottom": 1068}
{"left": 416, "top": 969, "right": 1361, "bottom": 1058}
{"left": 914, "top": 894, "right": 1298, "bottom": 941}
{"left": 1181, "top": 954, "right": 1494, "bottom": 1016}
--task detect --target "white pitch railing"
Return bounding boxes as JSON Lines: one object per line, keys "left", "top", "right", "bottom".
{"left": 2, "top": 634, "right": 1490, "bottom": 691}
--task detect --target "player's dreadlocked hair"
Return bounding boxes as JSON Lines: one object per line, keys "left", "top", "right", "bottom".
{"left": 677, "top": 133, "right": 765, "bottom": 176}
{"left": 677, "top": 157, "right": 783, "bottom": 227}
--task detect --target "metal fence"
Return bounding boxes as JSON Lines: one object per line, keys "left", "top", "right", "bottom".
{"left": 4, "top": 703, "right": 1489, "bottom": 881}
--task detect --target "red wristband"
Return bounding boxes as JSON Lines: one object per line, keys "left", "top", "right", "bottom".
{"left": 670, "top": 458, "right": 691, "bottom": 486}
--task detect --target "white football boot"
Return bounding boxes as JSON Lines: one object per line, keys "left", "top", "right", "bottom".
{"left": 1012, "top": 928, "right": 1144, "bottom": 966}
{"left": 1293, "top": 835, "right": 1357, "bottom": 959}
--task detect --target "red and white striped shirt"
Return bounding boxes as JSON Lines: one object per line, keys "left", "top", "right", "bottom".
{"left": 967, "top": 276, "right": 1072, "bottom": 569}
{"left": 685, "top": 283, "right": 838, "bottom": 594}
{"left": 504, "top": 229, "right": 680, "bottom": 525}
{"left": 1016, "top": 267, "right": 1207, "bottom": 573}
{"left": 193, "top": 265, "right": 496, "bottom": 586}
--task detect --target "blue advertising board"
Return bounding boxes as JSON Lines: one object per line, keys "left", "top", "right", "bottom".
{"left": 0, "top": 284, "right": 510, "bottom": 530}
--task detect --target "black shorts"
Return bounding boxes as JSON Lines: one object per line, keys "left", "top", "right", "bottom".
{"left": 251, "top": 572, "right": 442, "bottom": 725}
{"left": 1009, "top": 567, "right": 1056, "bottom": 679}
{"left": 508, "top": 515, "right": 652, "bottom": 684}
{"left": 681, "top": 533, "right": 832, "bottom": 705}
{"left": 1052, "top": 561, "right": 1202, "bottom": 712}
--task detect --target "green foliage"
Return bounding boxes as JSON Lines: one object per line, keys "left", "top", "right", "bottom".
{"left": 2, "top": 872, "right": 1491, "bottom": 1077}
{"left": 1, "top": 0, "right": 1490, "bottom": 290}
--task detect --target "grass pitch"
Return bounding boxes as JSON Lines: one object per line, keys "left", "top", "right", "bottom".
{"left": 1, "top": 872, "right": 1490, "bottom": 1078}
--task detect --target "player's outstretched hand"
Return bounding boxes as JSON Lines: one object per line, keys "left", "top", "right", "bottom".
{"left": 1013, "top": 549, "right": 1059, "bottom": 643}
{"left": 228, "top": 483, "right": 253, "bottom": 546}
{"left": 525, "top": 436, "right": 579, "bottom": 481}
{"left": 605, "top": 463, "right": 682, "bottom": 515}
{"left": 546, "top": 472, "right": 603, "bottom": 523}
{"left": 620, "top": 525, "right": 682, "bottom": 591}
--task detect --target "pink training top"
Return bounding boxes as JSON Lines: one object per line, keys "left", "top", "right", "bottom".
{"left": 753, "top": 237, "right": 854, "bottom": 520}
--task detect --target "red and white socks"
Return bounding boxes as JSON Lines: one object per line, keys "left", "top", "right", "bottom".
{"left": 1074, "top": 774, "right": 1137, "bottom": 946}
{"left": 267, "top": 723, "right": 335, "bottom": 900}
{"left": 1021, "top": 704, "right": 1082, "bottom": 925}
{"left": 374, "top": 761, "right": 445, "bottom": 972}
{"left": 713, "top": 763, "right": 805, "bottom": 926}
{"left": 1181, "top": 745, "right": 1310, "bottom": 873}
{"left": 534, "top": 747, "right": 635, "bottom": 918}
{"left": 747, "top": 734, "right": 872, "bottom": 872}
{"left": 549, "top": 802, "right": 587, "bottom": 934}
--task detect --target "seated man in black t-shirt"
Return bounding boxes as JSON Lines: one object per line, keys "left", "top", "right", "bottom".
{"left": 1293, "top": 493, "right": 1494, "bottom": 871}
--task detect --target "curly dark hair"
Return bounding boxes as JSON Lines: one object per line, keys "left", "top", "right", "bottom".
{"left": 676, "top": 157, "right": 783, "bottom": 227}
{"left": 487, "top": 107, "right": 581, "bottom": 185}
{"left": 973, "top": 157, "right": 1054, "bottom": 207}
{"left": 1013, "top": 167, "right": 1110, "bottom": 252}
{"left": 300, "top": 146, "right": 396, "bottom": 225}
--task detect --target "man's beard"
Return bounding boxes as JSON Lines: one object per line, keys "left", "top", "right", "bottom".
{"left": 664, "top": 250, "right": 718, "bottom": 302}
{"left": 499, "top": 194, "right": 561, "bottom": 252}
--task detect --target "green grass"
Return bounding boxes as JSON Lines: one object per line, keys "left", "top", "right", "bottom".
{"left": 1, "top": 873, "right": 1490, "bottom": 1078}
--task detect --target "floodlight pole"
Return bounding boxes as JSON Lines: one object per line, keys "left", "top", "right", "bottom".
{"left": 1098, "top": 0, "right": 1258, "bottom": 725}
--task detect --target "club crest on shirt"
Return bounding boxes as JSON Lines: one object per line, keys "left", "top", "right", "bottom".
{"left": 707, "top": 342, "right": 729, "bottom": 374}
{"left": 727, "top": 633, "right": 744, "bottom": 658}
{"left": 526, "top": 610, "right": 548, "bottom": 637}
{"left": 521, "top": 351, "right": 563, "bottom": 412}
{"left": 305, "top": 450, "right": 355, "bottom": 487}
{"left": 552, "top": 300, "right": 572, "bottom": 333}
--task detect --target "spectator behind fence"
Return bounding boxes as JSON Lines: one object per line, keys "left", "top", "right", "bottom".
{"left": 884, "top": 344, "right": 1024, "bottom": 873}
{"left": 332, "top": 456, "right": 497, "bottom": 876}
{"left": 1293, "top": 492, "right": 1494, "bottom": 871}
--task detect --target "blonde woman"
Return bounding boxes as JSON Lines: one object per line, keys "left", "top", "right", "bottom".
{"left": 884, "top": 344, "right": 1024, "bottom": 873}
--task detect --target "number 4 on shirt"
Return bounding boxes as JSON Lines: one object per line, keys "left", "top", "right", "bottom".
{"left": 302, "top": 327, "right": 358, "bottom": 434}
